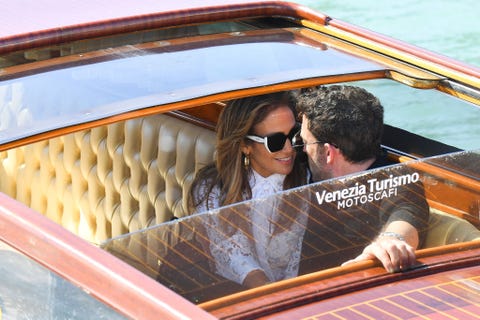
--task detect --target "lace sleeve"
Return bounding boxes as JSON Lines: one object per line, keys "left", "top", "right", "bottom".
{"left": 205, "top": 215, "right": 261, "bottom": 285}
{"left": 195, "top": 185, "right": 261, "bottom": 284}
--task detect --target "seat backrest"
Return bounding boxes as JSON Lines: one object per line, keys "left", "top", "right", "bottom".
{"left": 424, "top": 208, "right": 480, "bottom": 248}
{"left": 0, "top": 113, "right": 216, "bottom": 244}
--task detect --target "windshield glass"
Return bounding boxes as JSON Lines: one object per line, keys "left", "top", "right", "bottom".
{"left": 0, "top": 30, "right": 384, "bottom": 145}
{"left": 350, "top": 80, "right": 480, "bottom": 151}
{"left": 101, "top": 150, "right": 480, "bottom": 304}
{"left": 0, "top": 242, "right": 127, "bottom": 319}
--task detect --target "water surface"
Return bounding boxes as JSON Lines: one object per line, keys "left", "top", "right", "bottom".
{"left": 295, "top": 0, "right": 479, "bottom": 150}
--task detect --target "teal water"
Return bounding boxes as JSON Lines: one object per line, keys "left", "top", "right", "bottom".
{"left": 295, "top": 0, "right": 480, "bottom": 151}
{"left": 297, "top": 0, "right": 479, "bottom": 67}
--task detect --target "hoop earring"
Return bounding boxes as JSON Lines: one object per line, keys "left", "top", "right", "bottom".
{"left": 243, "top": 154, "right": 250, "bottom": 167}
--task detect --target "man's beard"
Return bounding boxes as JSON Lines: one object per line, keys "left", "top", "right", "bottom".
{"left": 308, "top": 151, "right": 331, "bottom": 182}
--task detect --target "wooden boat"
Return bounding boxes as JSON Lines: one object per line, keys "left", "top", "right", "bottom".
{"left": 0, "top": 0, "right": 479, "bottom": 318}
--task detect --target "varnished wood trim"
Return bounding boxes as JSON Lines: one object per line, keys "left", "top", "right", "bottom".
{"left": 0, "top": 28, "right": 297, "bottom": 81}
{"left": 310, "top": 19, "right": 480, "bottom": 88}
{"left": 0, "top": 193, "right": 215, "bottom": 319}
{"left": 202, "top": 241, "right": 480, "bottom": 318}
{"left": 298, "top": 28, "right": 442, "bottom": 88}
{"left": 0, "top": 1, "right": 328, "bottom": 54}
{"left": 169, "top": 103, "right": 224, "bottom": 130}
{"left": 0, "top": 71, "right": 385, "bottom": 152}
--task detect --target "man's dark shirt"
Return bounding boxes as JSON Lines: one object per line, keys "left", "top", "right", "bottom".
{"left": 299, "top": 155, "right": 430, "bottom": 275}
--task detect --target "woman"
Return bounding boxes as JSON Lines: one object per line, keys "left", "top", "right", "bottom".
{"left": 188, "top": 92, "right": 308, "bottom": 288}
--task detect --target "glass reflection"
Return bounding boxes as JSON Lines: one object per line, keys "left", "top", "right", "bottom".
{"left": 102, "top": 150, "right": 480, "bottom": 303}
{"left": 0, "top": 242, "right": 127, "bottom": 319}
{"left": 0, "top": 34, "right": 383, "bottom": 145}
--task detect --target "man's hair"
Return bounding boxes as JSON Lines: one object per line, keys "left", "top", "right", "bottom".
{"left": 295, "top": 85, "right": 384, "bottom": 163}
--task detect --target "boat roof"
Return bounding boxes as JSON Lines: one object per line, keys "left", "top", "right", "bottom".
{"left": 0, "top": 0, "right": 280, "bottom": 35}
{"left": 1, "top": 0, "right": 479, "bottom": 151}
{"left": 0, "top": 0, "right": 326, "bottom": 53}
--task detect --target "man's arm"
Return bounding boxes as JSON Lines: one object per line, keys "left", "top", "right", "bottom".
{"left": 343, "top": 166, "right": 430, "bottom": 273}
{"left": 342, "top": 221, "right": 418, "bottom": 273}
{"left": 342, "top": 220, "right": 418, "bottom": 272}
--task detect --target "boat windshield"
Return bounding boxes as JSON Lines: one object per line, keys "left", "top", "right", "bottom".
{"left": 0, "top": 241, "right": 128, "bottom": 319}
{"left": 0, "top": 27, "right": 384, "bottom": 146}
{"left": 101, "top": 150, "right": 480, "bottom": 304}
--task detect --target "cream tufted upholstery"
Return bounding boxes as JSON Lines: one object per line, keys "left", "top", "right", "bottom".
{"left": 424, "top": 208, "right": 480, "bottom": 248}
{"left": 0, "top": 113, "right": 216, "bottom": 244}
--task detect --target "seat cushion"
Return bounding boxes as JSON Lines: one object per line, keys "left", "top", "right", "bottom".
{"left": 0, "top": 113, "right": 216, "bottom": 244}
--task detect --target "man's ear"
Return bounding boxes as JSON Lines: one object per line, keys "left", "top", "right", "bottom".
{"left": 325, "top": 143, "right": 338, "bottom": 164}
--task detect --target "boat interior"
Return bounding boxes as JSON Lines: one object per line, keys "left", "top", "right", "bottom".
{"left": 0, "top": 99, "right": 478, "bottom": 245}
{"left": 0, "top": 10, "right": 479, "bottom": 309}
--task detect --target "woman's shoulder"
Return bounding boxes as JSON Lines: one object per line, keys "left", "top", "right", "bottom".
{"left": 190, "top": 164, "right": 222, "bottom": 211}
{"left": 192, "top": 164, "right": 218, "bottom": 189}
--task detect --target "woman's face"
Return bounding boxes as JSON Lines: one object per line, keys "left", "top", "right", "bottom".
{"left": 243, "top": 105, "right": 297, "bottom": 177}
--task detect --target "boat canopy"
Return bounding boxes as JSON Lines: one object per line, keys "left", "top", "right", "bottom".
{"left": 0, "top": 25, "right": 388, "bottom": 145}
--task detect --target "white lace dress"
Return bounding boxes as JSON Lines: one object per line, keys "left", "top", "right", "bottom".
{"left": 196, "top": 170, "right": 307, "bottom": 285}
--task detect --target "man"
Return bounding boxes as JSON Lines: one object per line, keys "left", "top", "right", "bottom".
{"left": 294, "top": 85, "right": 429, "bottom": 273}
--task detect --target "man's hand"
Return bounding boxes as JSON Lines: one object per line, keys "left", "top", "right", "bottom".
{"left": 342, "top": 221, "right": 419, "bottom": 272}
{"left": 342, "top": 236, "right": 416, "bottom": 273}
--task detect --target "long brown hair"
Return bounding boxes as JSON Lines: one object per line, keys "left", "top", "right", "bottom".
{"left": 189, "top": 92, "right": 306, "bottom": 212}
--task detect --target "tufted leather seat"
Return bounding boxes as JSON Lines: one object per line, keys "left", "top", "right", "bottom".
{"left": 0, "top": 113, "right": 216, "bottom": 244}
{"left": 424, "top": 208, "right": 480, "bottom": 248}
